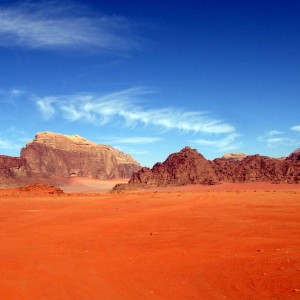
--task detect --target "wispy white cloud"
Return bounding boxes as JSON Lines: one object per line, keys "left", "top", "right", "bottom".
{"left": 0, "top": 87, "right": 26, "bottom": 104}
{"left": 109, "top": 136, "right": 162, "bottom": 144}
{"left": 129, "top": 149, "right": 149, "bottom": 155}
{"left": 0, "top": 2, "right": 138, "bottom": 51}
{"left": 0, "top": 139, "right": 21, "bottom": 150}
{"left": 35, "top": 87, "right": 236, "bottom": 134}
{"left": 36, "top": 97, "right": 57, "bottom": 120}
{"left": 291, "top": 125, "right": 300, "bottom": 133}
{"left": 190, "top": 133, "right": 241, "bottom": 152}
{"left": 266, "top": 130, "right": 283, "bottom": 137}
{"left": 0, "top": 127, "right": 27, "bottom": 151}
{"left": 258, "top": 130, "right": 298, "bottom": 147}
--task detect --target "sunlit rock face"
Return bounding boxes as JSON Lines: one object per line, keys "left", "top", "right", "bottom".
{"left": 222, "top": 153, "right": 247, "bottom": 161}
{"left": 20, "top": 132, "right": 141, "bottom": 179}
{"left": 0, "top": 132, "right": 141, "bottom": 186}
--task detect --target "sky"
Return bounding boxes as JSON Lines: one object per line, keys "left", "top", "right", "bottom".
{"left": 0, "top": 0, "right": 299, "bottom": 167}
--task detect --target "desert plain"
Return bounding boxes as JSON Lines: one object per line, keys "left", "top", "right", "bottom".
{"left": 0, "top": 179, "right": 300, "bottom": 300}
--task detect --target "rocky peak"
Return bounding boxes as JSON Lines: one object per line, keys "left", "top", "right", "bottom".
{"left": 127, "top": 146, "right": 217, "bottom": 187}
{"left": 32, "top": 132, "right": 97, "bottom": 148}
{"left": 287, "top": 148, "right": 300, "bottom": 161}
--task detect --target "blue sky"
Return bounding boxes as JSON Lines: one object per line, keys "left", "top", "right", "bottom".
{"left": 0, "top": 0, "right": 299, "bottom": 167}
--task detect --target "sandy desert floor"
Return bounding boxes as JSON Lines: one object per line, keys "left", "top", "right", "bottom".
{"left": 0, "top": 182, "right": 300, "bottom": 299}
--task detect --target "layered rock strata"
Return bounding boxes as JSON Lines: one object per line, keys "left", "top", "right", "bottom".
{"left": 21, "top": 132, "right": 140, "bottom": 179}
{"left": 0, "top": 132, "right": 141, "bottom": 186}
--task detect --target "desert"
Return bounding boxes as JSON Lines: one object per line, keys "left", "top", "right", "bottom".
{"left": 0, "top": 181, "right": 300, "bottom": 300}
{"left": 1, "top": 2, "right": 300, "bottom": 299}
{"left": 1, "top": 134, "right": 300, "bottom": 299}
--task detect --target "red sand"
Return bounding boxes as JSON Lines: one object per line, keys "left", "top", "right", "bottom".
{"left": 58, "top": 177, "right": 129, "bottom": 193}
{"left": 0, "top": 182, "right": 300, "bottom": 299}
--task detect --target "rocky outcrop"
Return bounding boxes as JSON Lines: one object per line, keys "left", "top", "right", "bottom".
{"left": 286, "top": 148, "right": 300, "bottom": 161}
{"left": 114, "top": 147, "right": 300, "bottom": 191}
{"left": 21, "top": 132, "right": 140, "bottom": 179}
{"left": 212, "top": 155, "right": 300, "bottom": 183}
{"left": 0, "top": 132, "right": 141, "bottom": 186}
{"left": 0, "top": 155, "right": 28, "bottom": 179}
{"left": 18, "top": 184, "right": 64, "bottom": 195}
{"left": 114, "top": 147, "right": 218, "bottom": 190}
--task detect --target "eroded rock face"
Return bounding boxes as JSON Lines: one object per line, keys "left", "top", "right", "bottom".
{"left": 0, "top": 132, "right": 141, "bottom": 186}
{"left": 126, "top": 146, "right": 217, "bottom": 187}
{"left": 212, "top": 155, "right": 300, "bottom": 183}
{"left": 21, "top": 132, "right": 141, "bottom": 179}
{"left": 114, "top": 147, "right": 300, "bottom": 190}
{"left": 0, "top": 155, "right": 28, "bottom": 179}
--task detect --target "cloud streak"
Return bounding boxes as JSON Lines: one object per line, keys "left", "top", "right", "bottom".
{"left": 190, "top": 133, "right": 241, "bottom": 152}
{"left": 291, "top": 125, "right": 300, "bottom": 133}
{"left": 35, "top": 87, "right": 236, "bottom": 134}
{"left": 109, "top": 136, "right": 162, "bottom": 144}
{"left": 258, "top": 130, "right": 298, "bottom": 147}
{"left": 0, "top": 2, "right": 138, "bottom": 51}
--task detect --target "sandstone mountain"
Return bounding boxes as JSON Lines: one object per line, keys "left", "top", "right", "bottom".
{"left": 114, "top": 147, "right": 300, "bottom": 190}
{"left": 212, "top": 154, "right": 300, "bottom": 183}
{"left": 0, "top": 132, "right": 141, "bottom": 186}
{"left": 128, "top": 146, "right": 217, "bottom": 187}
{"left": 114, "top": 147, "right": 218, "bottom": 190}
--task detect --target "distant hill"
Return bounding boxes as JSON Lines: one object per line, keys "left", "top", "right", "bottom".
{"left": 113, "top": 146, "right": 300, "bottom": 191}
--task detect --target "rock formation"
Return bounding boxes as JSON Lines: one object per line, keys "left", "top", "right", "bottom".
{"left": 2, "top": 135, "right": 300, "bottom": 189}
{"left": 0, "top": 132, "right": 141, "bottom": 186}
{"left": 0, "top": 155, "right": 27, "bottom": 179}
{"left": 114, "top": 147, "right": 300, "bottom": 191}
{"left": 286, "top": 148, "right": 300, "bottom": 161}
{"left": 212, "top": 154, "right": 300, "bottom": 183}
{"left": 114, "top": 147, "right": 218, "bottom": 190}
{"left": 222, "top": 153, "right": 247, "bottom": 161}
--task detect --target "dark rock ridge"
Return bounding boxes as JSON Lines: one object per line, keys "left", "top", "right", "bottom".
{"left": 0, "top": 132, "right": 141, "bottom": 186}
{"left": 212, "top": 154, "right": 300, "bottom": 183}
{"left": 114, "top": 146, "right": 300, "bottom": 190}
{"left": 114, "top": 147, "right": 218, "bottom": 191}
{"left": 129, "top": 146, "right": 217, "bottom": 186}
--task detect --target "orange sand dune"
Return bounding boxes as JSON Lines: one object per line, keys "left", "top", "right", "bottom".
{"left": 0, "top": 183, "right": 300, "bottom": 299}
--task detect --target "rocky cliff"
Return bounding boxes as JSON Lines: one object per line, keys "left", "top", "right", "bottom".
{"left": 114, "top": 147, "right": 218, "bottom": 190}
{"left": 0, "top": 155, "right": 28, "bottom": 180}
{"left": 0, "top": 132, "right": 141, "bottom": 186}
{"left": 212, "top": 154, "right": 300, "bottom": 183}
{"left": 114, "top": 147, "right": 300, "bottom": 190}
